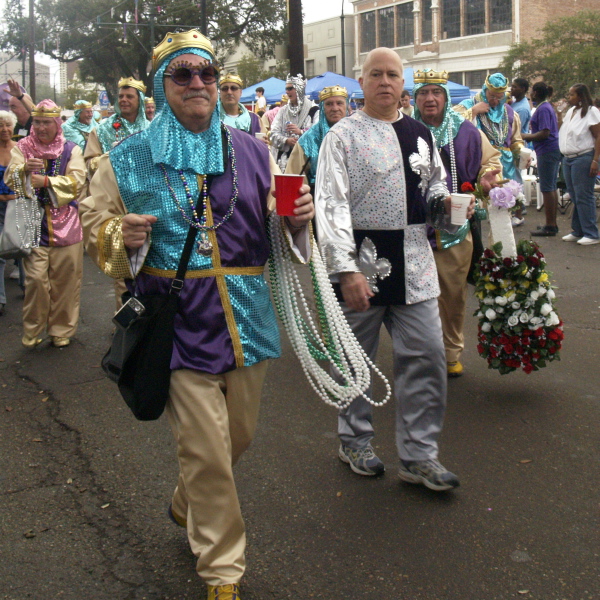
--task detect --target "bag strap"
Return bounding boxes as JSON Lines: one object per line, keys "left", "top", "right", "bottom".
{"left": 169, "top": 125, "right": 228, "bottom": 296}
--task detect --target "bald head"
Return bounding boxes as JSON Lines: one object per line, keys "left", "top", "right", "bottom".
{"left": 359, "top": 48, "right": 405, "bottom": 121}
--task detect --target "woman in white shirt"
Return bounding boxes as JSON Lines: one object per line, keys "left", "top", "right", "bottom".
{"left": 559, "top": 83, "right": 600, "bottom": 245}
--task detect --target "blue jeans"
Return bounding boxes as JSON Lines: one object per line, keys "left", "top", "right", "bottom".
{"left": 563, "top": 152, "right": 599, "bottom": 239}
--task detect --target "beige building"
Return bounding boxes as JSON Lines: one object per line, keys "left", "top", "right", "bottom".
{"left": 0, "top": 53, "right": 51, "bottom": 90}
{"left": 304, "top": 15, "right": 356, "bottom": 78}
{"left": 350, "top": 0, "right": 599, "bottom": 87}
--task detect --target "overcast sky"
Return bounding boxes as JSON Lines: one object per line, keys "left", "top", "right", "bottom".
{"left": 304, "top": 0, "right": 354, "bottom": 23}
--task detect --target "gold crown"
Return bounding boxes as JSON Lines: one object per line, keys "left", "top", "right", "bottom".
{"left": 118, "top": 77, "right": 146, "bottom": 93}
{"left": 152, "top": 30, "right": 215, "bottom": 71}
{"left": 31, "top": 104, "right": 62, "bottom": 118}
{"left": 484, "top": 74, "right": 508, "bottom": 94}
{"left": 414, "top": 69, "right": 449, "bottom": 85}
{"left": 145, "top": 96, "right": 155, "bottom": 105}
{"left": 319, "top": 85, "right": 348, "bottom": 102}
{"left": 75, "top": 101, "right": 93, "bottom": 109}
{"left": 220, "top": 73, "right": 243, "bottom": 88}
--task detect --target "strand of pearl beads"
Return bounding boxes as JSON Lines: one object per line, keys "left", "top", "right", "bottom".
{"left": 267, "top": 213, "right": 391, "bottom": 409}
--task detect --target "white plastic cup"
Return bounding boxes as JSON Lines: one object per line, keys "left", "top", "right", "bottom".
{"left": 255, "top": 132, "right": 266, "bottom": 140}
{"left": 450, "top": 193, "right": 471, "bottom": 226}
{"left": 519, "top": 147, "right": 532, "bottom": 170}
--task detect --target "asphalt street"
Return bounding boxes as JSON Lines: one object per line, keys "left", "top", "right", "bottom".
{"left": 1, "top": 207, "right": 599, "bottom": 600}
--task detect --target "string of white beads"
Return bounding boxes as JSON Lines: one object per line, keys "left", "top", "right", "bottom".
{"left": 268, "top": 213, "right": 391, "bottom": 409}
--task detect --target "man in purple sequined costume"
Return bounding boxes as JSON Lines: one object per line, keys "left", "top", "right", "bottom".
{"left": 80, "top": 30, "right": 313, "bottom": 600}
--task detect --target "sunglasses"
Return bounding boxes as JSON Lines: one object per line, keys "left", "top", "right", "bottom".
{"left": 164, "top": 64, "right": 219, "bottom": 86}
{"left": 285, "top": 86, "right": 294, "bottom": 92}
{"left": 221, "top": 85, "right": 240, "bottom": 92}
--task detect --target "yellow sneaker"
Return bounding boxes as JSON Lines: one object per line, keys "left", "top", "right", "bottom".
{"left": 22, "top": 336, "right": 43, "bottom": 348}
{"left": 207, "top": 584, "right": 241, "bottom": 600}
{"left": 52, "top": 337, "right": 70, "bottom": 347}
{"left": 447, "top": 361, "right": 463, "bottom": 377}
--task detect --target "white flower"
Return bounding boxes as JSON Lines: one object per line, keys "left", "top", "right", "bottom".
{"left": 477, "top": 311, "right": 484, "bottom": 318}
{"left": 525, "top": 271, "right": 532, "bottom": 279}
{"left": 537, "top": 286, "right": 547, "bottom": 297}
{"left": 511, "top": 302, "right": 521, "bottom": 310}
{"left": 507, "top": 294, "right": 516, "bottom": 302}
{"left": 507, "top": 315, "right": 519, "bottom": 327}
{"left": 485, "top": 308, "right": 497, "bottom": 320}
{"left": 546, "top": 312, "right": 560, "bottom": 326}
{"left": 540, "top": 303, "right": 553, "bottom": 316}
{"left": 495, "top": 296, "right": 508, "bottom": 306}
{"left": 497, "top": 306, "right": 505, "bottom": 313}
{"left": 529, "top": 316, "right": 542, "bottom": 326}
{"left": 520, "top": 312, "right": 530, "bottom": 323}
{"left": 524, "top": 299, "right": 532, "bottom": 308}
{"left": 483, "top": 297, "right": 495, "bottom": 305}
{"left": 547, "top": 288, "right": 556, "bottom": 300}
{"left": 530, "top": 290, "right": 539, "bottom": 301}
{"left": 481, "top": 322, "right": 492, "bottom": 332}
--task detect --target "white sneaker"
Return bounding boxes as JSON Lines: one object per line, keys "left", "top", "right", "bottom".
{"left": 577, "top": 237, "right": 600, "bottom": 246}
{"left": 9, "top": 269, "right": 19, "bottom": 279}
{"left": 511, "top": 217, "right": 524, "bottom": 227}
{"left": 562, "top": 233, "right": 580, "bottom": 242}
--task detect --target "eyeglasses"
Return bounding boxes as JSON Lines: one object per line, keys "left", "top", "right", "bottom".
{"left": 221, "top": 85, "right": 240, "bottom": 92}
{"left": 285, "top": 86, "right": 294, "bottom": 92}
{"left": 164, "top": 64, "right": 219, "bottom": 86}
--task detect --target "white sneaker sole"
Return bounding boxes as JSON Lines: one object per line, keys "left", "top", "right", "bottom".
{"left": 398, "top": 469, "right": 457, "bottom": 491}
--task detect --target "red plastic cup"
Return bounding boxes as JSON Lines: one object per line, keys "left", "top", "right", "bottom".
{"left": 274, "top": 174, "right": 304, "bottom": 216}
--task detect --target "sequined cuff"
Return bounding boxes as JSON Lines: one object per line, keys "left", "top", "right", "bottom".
{"left": 48, "top": 175, "right": 78, "bottom": 207}
{"left": 321, "top": 242, "right": 360, "bottom": 275}
{"left": 97, "top": 215, "right": 133, "bottom": 279}
{"left": 510, "top": 141, "right": 524, "bottom": 154}
{"left": 427, "top": 193, "right": 447, "bottom": 230}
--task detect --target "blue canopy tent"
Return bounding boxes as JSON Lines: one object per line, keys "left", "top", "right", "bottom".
{"left": 240, "top": 77, "right": 286, "bottom": 105}
{"left": 305, "top": 72, "right": 362, "bottom": 102}
{"left": 350, "top": 68, "right": 472, "bottom": 105}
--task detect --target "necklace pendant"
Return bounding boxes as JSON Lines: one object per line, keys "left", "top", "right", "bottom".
{"left": 196, "top": 234, "right": 213, "bottom": 256}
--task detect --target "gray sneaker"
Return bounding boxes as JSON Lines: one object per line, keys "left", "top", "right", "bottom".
{"left": 338, "top": 444, "right": 385, "bottom": 476}
{"left": 399, "top": 459, "right": 460, "bottom": 491}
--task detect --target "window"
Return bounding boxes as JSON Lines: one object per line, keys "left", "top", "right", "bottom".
{"left": 442, "top": 0, "right": 461, "bottom": 39}
{"left": 447, "top": 71, "right": 464, "bottom": 85}
{"left": 396, "top": 3, "right": 414, "bottom": 47}
{"left": 378, "top": 7, "right": 395, "bottom": 48}
{"left": 328, "top": 28, "right": 335, "bottom": 38}
{"left": 490, "top": 0, "right": 512, "bottom": 32}
{"left": 361, "top": 11, "right": 377, "bottom": 52}
{"left": 465, "top": 69, "right": 487, "bottom": 89}
{"left": 465, "top": 0, "right": 485, "bottom": 36}
{"left": 421, "top": 0, "right": 432, "bottom": 42}
{"left": 327, "top": 56, "right": 337, "bottom": 73}
{"left": 306, "top": 32, "right": 313, "bottom": 43}
{"left": 305, "top": 59, "right": 315, "bottom": 78}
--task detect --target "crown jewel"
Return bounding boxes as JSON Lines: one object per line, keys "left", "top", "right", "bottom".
{"left": 319, "top": 85, "right": 348, "bottom": 102}
{"left": 31, "top": 104, "right": 62, "bottom": 118}
{"left": 414, "top": 69, "right": 449, "bottom": 85}
{"left": 152, "top": 30, "right": 215, "bottom": 71}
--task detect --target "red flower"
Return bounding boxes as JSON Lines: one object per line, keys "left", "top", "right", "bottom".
{"left": 548, "top": 330, "right": 560, "bottom": 341}
{"left": 534, "top": 328, "right": 544, "bottom": 337}
{"left": 538, "top": 339, "right": 546, "bottom": 348}
{"left": 503, "top": 344, "right": 514, "bottom": 354}
{"left": 549, "top": 346, "right": 557, "bottom": 354}
{"left": 461, "top": 182, "right": 475, "bottom": 193}
{"left": 113, "top": 122, "right": 121, "bottom": 130}
{"left": 523, "top": 364, "right": 534, "bottom": 374}
{"left": 477, "top": 343, "right": 485, "bottom": 354}
{"left": 522, "top": 329, "right": 532, "bottom": 337}
{"left": 529, "top": 256, "right": 540, "bottom": 267}
{"left": 517, "top": 255, "right": 525, "bottom": 263}
{"left": 499, "top": 334, "right": 510, "bottom": 345}
{"left": 490, "top": 347, "right": 499, "bottom": 358}
{"left": 503, "top": 258, "right": 513, "bottom": 267}
{"left": 484, "top": 249, "right": 495, "bottom": 259}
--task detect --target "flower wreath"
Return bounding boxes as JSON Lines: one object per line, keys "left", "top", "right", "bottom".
{"left": 473, "top": 239, "right": 564, "bottom": 375}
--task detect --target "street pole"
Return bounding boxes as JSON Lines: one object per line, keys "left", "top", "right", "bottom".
{"left": 28, "top": 0, "right": 35, "bottom": 101}
{"left": 341, "top": 0, "right": 345, "bottom": 76}
{"left": 200, "top": 0, "right": 207, "bottom": 35}
{"left": 288, "top": 0, "right": 304, "bottom": 75}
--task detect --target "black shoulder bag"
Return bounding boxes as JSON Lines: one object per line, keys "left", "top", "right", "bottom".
{"left": 101, "top": 192, "right": 205, "bottom": 421}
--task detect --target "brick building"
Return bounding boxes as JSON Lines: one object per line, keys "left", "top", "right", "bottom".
{"left": 351, "top": 0, "right": 599, "bottom": 87}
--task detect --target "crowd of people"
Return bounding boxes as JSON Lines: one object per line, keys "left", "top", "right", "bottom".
{"left": 1, "top": 33, "right": 599, "bottom": 600}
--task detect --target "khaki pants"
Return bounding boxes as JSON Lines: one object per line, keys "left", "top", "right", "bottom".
{"left": 166, "top": 361, "right": 268, "bottom": 586}
{"left": 22, "top": 242, "right": 83, "bottom": 339}
{"left": 434, "top": 231, "right": 472, "bottom": 364}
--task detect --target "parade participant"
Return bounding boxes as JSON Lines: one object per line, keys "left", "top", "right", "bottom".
{"left": 285, "top": 85, "right": 349, "bottom": 189}
{"left": 261, "top": 94, "right": 287, "bottom": 132}
{"left": 84, "top": 77, "right": 149, "bottom": 176}
{"left": 455, "top": 73, "right": 524, "bottom": 225}
{"left": 79, "top": 30, "right": 313, "bottom": 600}
{"left": 315, "top": 48, "right": 469, "bottom": 490}
{"left": 62, "top": 100, "right": 97, "bottom": 151}
{"left": 145, "top": 96, "right": 156, "bottom": 120}
{"left": 270, "top": 74, "right": 317, "bottom": 170}
{"left": 413, "top": 69, "right": 501, "bottom": 377}
{"left": 4, "top": 100, "right": 86, "bottom": 347}
{"left": 218, "top": 73, "right": 264, "bottom": 135}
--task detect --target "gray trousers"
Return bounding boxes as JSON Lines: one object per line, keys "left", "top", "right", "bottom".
{"left": 337, "top": 299, "right": 447, "bottom": 462}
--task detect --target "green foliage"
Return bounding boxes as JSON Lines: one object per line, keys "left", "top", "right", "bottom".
{"left": 1, "top": 0, "right": 287, "bottom": 102}
{"left": 236, "top": 54, "right": 290, "bottom": 87}
{"left": 64, "top": 73, "right": 98, "bottom": 109}
{"left": 499, "top": 10, "right": 600, "bottom": 98}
